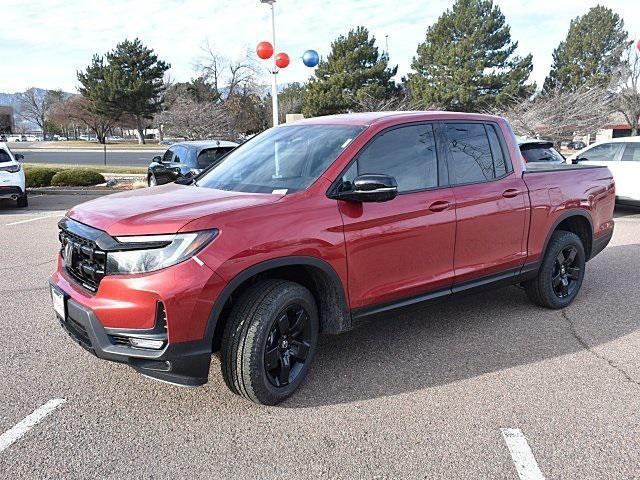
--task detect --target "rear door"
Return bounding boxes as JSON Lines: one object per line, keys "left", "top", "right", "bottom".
{"left": 617, "top": 143, "right": 640, "bottom": 201}
{"left": 338, "top": 122, "right": 456, "bottom": 309}
{"left": 443, "top": 122, "right": 528, "bottom": 285}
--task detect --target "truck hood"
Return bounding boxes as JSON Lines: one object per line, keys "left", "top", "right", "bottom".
{"left": 67, "top": 183, "right": 282, "bottom": 236}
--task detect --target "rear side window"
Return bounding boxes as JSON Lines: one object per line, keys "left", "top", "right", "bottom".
{"left": 621, "top": 143, "right": 640, "bottom": 162}
{"left": 0, "top": 150, "right": 10, "bottom": 163}
{"left": 444, "top": 123, "right": 496, "bottom": 184}
{"left": 351, "top": 124, "right": 439, "bottom": 192}
{"left": 197, "top": 147, "right": 235, "bottom": 169}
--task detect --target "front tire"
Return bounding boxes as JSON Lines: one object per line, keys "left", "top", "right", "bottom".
{"left": 148, "top": 174, "right": 157, "bottom": 187}
{"left": 220, "top": 279, "right": 319, "bottom": 405}
{"left": 524, "top": 230, "right": 586, "bottom": 309}
{"left": 17, "top": 194, "right": 28, "bottom": 208}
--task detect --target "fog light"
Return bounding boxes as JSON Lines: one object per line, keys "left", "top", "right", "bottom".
{"left": 129, "top": 338, "right": 165, "bottom": 350}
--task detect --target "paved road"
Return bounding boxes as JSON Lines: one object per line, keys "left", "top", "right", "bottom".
{"left": 0, "top": 198, "right": 639, "bottom": 479}
{"left": 13, "top": 149, "right": 164, "bottom": 167}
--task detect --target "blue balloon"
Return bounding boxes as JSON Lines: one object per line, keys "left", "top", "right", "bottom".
{"left": 302, "top": 50, "right": 319, "bottom": 68}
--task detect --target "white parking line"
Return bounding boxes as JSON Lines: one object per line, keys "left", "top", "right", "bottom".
{"left": 5, "top": 214, "right": 64, "bottom": 226}
{"left": 501, "top": 428, "right": 545, "bottom": 480}
{"left": 0, "top": 399, "right": 66, "bottom": 453}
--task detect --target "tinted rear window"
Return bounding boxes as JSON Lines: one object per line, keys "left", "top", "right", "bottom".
{"left": 197, "top": 147, "right": 235, "bottom": 169}
{"left": 521, "top": 145, "right": 564, "bottom": 163}
{"left": 445, "top": 123, "right": 495, "bottom": 184}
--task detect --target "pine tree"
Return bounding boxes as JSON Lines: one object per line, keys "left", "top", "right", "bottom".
{"left": 78, "top": 38, "right": 170, "bottom": 143}
{"left": 408, "top": 0, "right": 534, "bottom": 112}
{"left": 302, "top": 27, "right": 398, "bottom": 118}
{"left": 543, "top": 6, "right": 629, "bottom": 92}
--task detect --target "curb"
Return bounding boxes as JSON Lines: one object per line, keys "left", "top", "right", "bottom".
{"left": 27, "top": 188, "right": 115, "bottom": 196}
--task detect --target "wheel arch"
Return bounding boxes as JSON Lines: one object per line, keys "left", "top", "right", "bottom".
{"left": 543, "top": 209, "right": 594, "bottom": 260}
{"left": 205, "top": 256, "right": 352, "bottom": 353}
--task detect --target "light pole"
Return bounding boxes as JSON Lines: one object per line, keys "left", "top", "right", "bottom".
{"left": 261, "top": 0, "right": 279, "bottom": 127}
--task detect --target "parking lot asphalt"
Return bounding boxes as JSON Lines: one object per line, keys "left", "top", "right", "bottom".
{"left": 1, "top": 197, "right": 639, "bottom": 479}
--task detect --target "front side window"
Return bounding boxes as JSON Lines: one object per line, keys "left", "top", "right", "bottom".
{"left": 0, "top": 150, "right": 11, "bottom": 163}
{"left": 162, "top": 149, "right": 174, "bottom": 163}
{"left": 581, "top": 143, "right": 624, "bottom": 161}
{"left": 445, "top": 123, "right": 496, "bottom": 184}
{"left": 621, "top": 143, "right": 640, "bottom": 162}
{"left": 197, "top": 125, "right": 364, "bottom": 194}
{"left": 341, "top": 124, "right": 439, "bottom": 193}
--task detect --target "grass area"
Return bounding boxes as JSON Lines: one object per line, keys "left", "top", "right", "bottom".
{"left": 13, "top": 141, "right": 165, "bottom": 150}
{"left": 24, "top": 163, "right": 146, "bottom": 174}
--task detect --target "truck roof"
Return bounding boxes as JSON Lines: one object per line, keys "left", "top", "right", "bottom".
{"left": 289, "top": 111, "right": 505, "bottom": 126}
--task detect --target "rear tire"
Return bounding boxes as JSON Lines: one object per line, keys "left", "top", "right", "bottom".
{"left": 17, "top": 194, "right": 28, "bottom": 208}
{"left": 220, "top": 279, "right": 319, "bottom": 405}
{"left": 524, "top": 230, "right": 586, "bottom": 309}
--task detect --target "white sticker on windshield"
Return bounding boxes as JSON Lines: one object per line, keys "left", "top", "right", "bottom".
{"left": 341, "top": 138, "right": 353, "bottom": 149}
{"left": 272, "top": 189, "right": 288, "bottom": 195}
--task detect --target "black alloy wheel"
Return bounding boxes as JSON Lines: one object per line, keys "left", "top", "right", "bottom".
{"left": 264, "top": 304, "right": 312, "bottom": 388}
{"left": 552, "top": 245, "right": 581, "bottom": 299}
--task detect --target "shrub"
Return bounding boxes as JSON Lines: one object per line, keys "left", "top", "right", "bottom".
{"left": 25, "top": 167, "right": 62, "bottom": 187}
{"left": 50, "top": 169, "right": 106, "bottom": 187}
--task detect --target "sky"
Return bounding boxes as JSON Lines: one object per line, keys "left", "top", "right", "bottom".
{"left": 1, "top": 0, "right": 639, "bottom": 94}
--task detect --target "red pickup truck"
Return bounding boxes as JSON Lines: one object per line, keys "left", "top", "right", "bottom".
{"left": 50, "top": 112, "right": 615, "bottom": 405}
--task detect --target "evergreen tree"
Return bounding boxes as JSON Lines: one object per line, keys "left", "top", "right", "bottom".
{"left": 302, "top": 27, "right": 398, "bottom": 117}
{"left": 408, "top": 0, "right": 534, "bottom": 112}
{"left": 78, "top": 38, "right": 170, "bottom": 143}
{"left": 543, "top": 6, "right": 629, "bottom": 92}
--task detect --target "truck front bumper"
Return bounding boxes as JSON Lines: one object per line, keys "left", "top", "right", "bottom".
{"left": 51, "top": 282, "right": 212, "bottom": 387}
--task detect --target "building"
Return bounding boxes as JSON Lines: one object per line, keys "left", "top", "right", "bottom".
{"left": 0, "top": 106, "right": 15, "bottom": 134}
{"left": 595, "top": 111, "right": 639, "bottom": 142}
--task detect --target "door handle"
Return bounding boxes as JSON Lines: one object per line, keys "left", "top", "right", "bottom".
{"left": 502, "top": 189, "right": 520, "bottom": 198}
{"left": 428, "top": 200, "right": 452, "bottom": 212}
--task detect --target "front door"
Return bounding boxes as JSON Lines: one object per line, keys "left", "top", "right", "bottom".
{"left": 337, "top": 123, "right": 456, "bottom": 310}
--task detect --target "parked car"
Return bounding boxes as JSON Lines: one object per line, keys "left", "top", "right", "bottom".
{"left": 50, "top": 112, "right": 615, "bottom": 405}
{"left": 7, "top": 134, "right": 26, "bottom": 142}
{"left": 147, "top": 140, "right": 238, "bottom": 186}
{"left": 567, "top": 140, "right": 587, "bottom": 150}
{"left": 567, "top": 137, "right": 640, "bottom": 204}
{"left": 0, "top": 143, "right": 27, "bottom": 207}
{"left": 519, "top": 139, "right": 565, "bottom": 164}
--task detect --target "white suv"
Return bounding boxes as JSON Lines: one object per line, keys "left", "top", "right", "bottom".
{"left": 0, "top": 143, "right": 27, "bottom": 207}
{"left": 568, "top": 137, "right": 640, "bottom": 204}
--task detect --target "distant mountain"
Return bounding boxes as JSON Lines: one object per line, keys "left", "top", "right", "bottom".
{"left": 0, "top": 88, "right": 74, "bottom": 130}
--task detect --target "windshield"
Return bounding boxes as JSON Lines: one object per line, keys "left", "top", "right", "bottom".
{"left": 197, "top": 124, "right": 365, "bottom": 194}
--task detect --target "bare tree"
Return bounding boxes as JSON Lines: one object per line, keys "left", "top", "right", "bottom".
{"left": 197, "top": 42, "right": 263, "bottom": 99}
{"left": 67, "top": 96, "right": 114, "bottom": 144}
{"left": 611, "top": 45, "right": 640, "bottom": 136}
{"left": 157, "top": 97, "right": 230, "bottom": 140}
{"left": 350, "top": 91, "right": 434, "bottom": 112}
{"left": 489, "top": 86, "right": 613, "bottom": 145}
{"left": 18, "top": 88, "right": 57, "bottom": 138}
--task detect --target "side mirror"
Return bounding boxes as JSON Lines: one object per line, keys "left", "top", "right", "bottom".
{"left": 152, "top": 155, "right": 162, "bottom": 163}
{"left": 333, "top": 174, "right": 398, "bottom": 203}
{"left": 572, "top": 157, "right": 586, "bottom": 165}
{"left": 14, "top": 153, "right": 24, "bottom": 161}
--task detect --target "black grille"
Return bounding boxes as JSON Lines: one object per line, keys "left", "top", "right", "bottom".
{"left": 60, "top": 317, "right": 93, "bottom": 351}
{"left": 59, "top": 228, "right": 106, "bottom": 292}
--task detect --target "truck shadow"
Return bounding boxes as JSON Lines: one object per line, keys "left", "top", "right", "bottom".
{"left": 284, "top": 243, "right": 640, "bottom": 408}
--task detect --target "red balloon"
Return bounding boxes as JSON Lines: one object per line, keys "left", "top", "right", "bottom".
{"left": 275, "top": 52, "right": 290, "bottom": 69}
{"left": 256, "top": 41, "right": 274, "bottom": 60}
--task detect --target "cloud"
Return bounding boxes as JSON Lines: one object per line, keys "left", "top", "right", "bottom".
{"left": 0, "top": 0, "right": 638, "bottom": 93}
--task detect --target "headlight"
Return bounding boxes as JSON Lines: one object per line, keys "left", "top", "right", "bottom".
{"left": 0, "top": 164, "right": 21, "bottom": 173}
{"left": 106, "top": 230, "right": 218, "bottom": 274}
